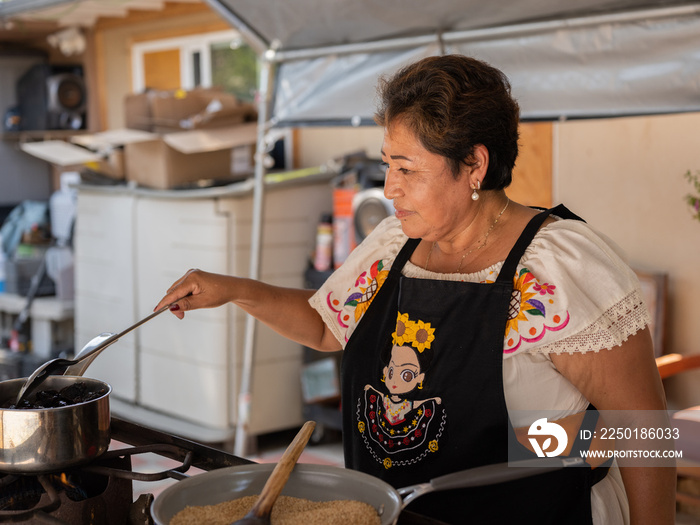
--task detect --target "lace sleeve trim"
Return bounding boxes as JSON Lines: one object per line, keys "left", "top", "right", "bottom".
{"left": 527, "top": 289, "right": 652, "bottom": 355}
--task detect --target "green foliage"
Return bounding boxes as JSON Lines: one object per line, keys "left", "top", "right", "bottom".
{"left": 210, "top": 41, "right": 258, "bottom": 103}
{"left": 684, "top": 170, "right": 700, "bottom": 222}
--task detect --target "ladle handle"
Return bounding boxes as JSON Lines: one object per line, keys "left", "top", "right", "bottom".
{"left": 249, "top": 421, "right": 316, "bottom": 518}
{"left": 64, "top": 302, "right": 174, "bottom": 377}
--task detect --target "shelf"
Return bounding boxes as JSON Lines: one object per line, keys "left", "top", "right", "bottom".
{"left": 0, "top": 292, "right": 74, "bottom": 321}
{"left": 1, "top": 130, "right": 89, "bottom": 142}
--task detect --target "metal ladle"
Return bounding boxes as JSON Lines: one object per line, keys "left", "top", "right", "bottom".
{"left": 15, "top": 302, "right": 176, "bottom": 406}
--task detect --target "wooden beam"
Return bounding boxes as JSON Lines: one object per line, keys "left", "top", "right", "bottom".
{"left": 93, "top": 1, "right": 212, "bottom": 31}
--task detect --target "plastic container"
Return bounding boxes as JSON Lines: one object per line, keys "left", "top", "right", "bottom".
{"left": 313, "top": 214, "right": 333, "bottom": 272}
{"left": 50, "top": 171, "right": 80, "bottom": 245}
{"left": 332, "top": 189, "right": 357, "bottom": 269}
{"left": 46, "top": 246, "right": 74, "bottom": 300}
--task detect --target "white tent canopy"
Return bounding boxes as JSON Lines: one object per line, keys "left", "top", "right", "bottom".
{"left": 205, "top": 0, "right": 700, "bottom": 124}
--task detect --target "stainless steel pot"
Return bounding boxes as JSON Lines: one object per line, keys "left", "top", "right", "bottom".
{"left": 0, "top": 376, "right": 111, "bottom": 473}
{"left": 151, "top": 459, "right": 576, "bottom": 525}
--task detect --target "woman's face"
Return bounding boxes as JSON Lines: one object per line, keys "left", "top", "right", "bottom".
{"left": 381, "top": 119, "right": 476, "bottom": 242}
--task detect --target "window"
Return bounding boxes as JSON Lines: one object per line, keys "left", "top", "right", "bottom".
{"left": 131, "top": 30, "right": 258, "bottom": 101}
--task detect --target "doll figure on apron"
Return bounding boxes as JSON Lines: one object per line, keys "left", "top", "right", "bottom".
{"left": 359, "top": 313, "right": 446, "bottom": 469}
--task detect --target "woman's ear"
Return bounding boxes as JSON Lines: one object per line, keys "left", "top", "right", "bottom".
{"left": 469, "top": 144, "right": 489, "bottom": 186}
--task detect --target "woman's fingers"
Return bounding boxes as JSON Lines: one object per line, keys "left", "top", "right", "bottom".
{"left": 154, "top": 268, "right": 203, "bottom": 316}
{"left": 154, "top": 269, "right": 236, "bottom": 319}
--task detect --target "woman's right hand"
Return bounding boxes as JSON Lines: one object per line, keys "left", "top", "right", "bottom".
{"left": 153, "top": 268, "right": 341, "bottom": 352}
{"left": 153, "top": 268, "right": 237, "bottom": 319}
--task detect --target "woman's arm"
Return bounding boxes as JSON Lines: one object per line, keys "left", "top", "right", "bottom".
{"left": 551, "top": 328, "right": 675, "bottom": 525}
{"left": 153, "top": 269, "right": 342, "bottom": 352}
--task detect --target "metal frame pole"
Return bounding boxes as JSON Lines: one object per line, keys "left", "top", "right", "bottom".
{"left": 233, "top": 55, "right": 273, "bottom": 458}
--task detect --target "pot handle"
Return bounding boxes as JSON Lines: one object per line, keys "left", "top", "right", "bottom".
{"left": 398, "top": 457, "right": 584, "bottom": 508}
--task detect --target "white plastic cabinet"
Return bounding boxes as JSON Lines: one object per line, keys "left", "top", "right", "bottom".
{"left": 74, "top": 177, "right": 333, "bottom": 440}
{"left": 217, "top": 183, "right": 333, "bottom": 435}
{"left": 74, "top": 191, "right": 137, "bottom": 401}
{"left": 135, "top": 197, "right": 230, "bottom": 428}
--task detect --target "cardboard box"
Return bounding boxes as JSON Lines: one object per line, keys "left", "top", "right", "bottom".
{"left": 20, "top": 139, "right": 125, "bottom": 181}
{"left": 20, "top": 129, "right": 157, "bottom": 181}
{"left": 21, "top": 122, "right": 258, "bottom": 191}
{"left": 125, "top": 88, "right": 257, "bottom": 133}
{"left": 123, "top": 122, "right": 258, "bottom": 189}
{"left": 120, "top": 88, "right": 258, "bottom": 189}
{"left": 21, "top": 125, "right": 257, "bottom": 190}
{"left": 124, "top": 92, "right": 153, "bottom": 131}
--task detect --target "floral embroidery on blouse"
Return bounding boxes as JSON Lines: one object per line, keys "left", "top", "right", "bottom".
{"left": 327, "top": 260, "right": 571, "bottom": 352}
{"left": 327, "top": 259, "right": 389, "bottom": 339}
{"left": 505, "top": 268, "right": 570, "bottom": 353}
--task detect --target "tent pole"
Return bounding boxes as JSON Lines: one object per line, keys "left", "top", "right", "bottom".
{"left": 234, "top": 55, "right": 273, "bottom": 458}
{"left": 202, "top": 0, "right": 269, "bottom": 55}
{"left": 272, "top": 3, "right": 700, "bottom": 62}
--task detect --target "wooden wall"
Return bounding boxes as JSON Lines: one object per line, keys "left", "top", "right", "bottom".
{"left": 508, "top": 122, "right": 552, "bottom": 208}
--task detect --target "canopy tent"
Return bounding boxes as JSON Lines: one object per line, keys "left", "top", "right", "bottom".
{"left": 205, "top": 0, "right": 700, "bottom": 125}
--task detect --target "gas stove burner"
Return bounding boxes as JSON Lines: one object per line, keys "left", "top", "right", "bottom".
{"left": 0, "top": 417, "right": 254, "bottom": 524}
{"left": 0, "top": 473, "right": 59, "bottom": 516}
{"left": 0, "top": 455, "right": 132, "bottom": 524}
{"left": 0, "top": 470, "right": 92, "bottom": 509}
{"left": 0, "top": 445, "right": 197, "bottom": 524}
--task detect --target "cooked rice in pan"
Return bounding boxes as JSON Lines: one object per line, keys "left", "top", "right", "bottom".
{"left": 170, "top": 494, "right": 381, "bottom": 525}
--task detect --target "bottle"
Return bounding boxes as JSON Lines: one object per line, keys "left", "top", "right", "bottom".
{"left": 50, "top": 171, "right": 80, "bottom": 246}
{"left": 313, "top": 214, "right": 333, "bottom": 272}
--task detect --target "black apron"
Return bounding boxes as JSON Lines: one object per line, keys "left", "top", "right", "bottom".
{"left": 341, "top": 205, "right": 608, "bottom": 524}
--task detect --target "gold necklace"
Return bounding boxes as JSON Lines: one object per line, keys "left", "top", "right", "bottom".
{"left": 425, "top": 198, "right": 510, "bottom": 273}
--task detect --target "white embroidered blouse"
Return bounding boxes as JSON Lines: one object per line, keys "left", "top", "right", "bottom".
{"left": 309, "top": 213, "right": 650, "bottom": 525}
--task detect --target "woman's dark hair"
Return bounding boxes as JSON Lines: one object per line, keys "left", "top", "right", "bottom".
{"left": 374, "top": 54, "right": 520, "bottom": 190}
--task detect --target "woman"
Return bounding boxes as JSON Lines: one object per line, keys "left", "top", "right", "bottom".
{"left": 155, "top": 55, "right": 674, "bottom": 524}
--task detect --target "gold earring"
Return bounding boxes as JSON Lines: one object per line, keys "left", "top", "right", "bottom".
{"left": 418, "top": 380, "right": 424, "bottom": 390}
{"left": 471, "top": 180, "right": 480, "bottom": 201}
{"left": 381, "top": 373, "right": 386, "bottom": 383}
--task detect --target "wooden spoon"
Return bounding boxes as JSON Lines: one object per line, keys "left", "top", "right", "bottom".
{"left": 233, "top": 421, "right": 316, "bottom": 525}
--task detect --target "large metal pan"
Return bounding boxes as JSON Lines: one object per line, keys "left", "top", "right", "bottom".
{"left": 151, "top": 459, "right": 579, "bottom": 525}
{"left": 0, "top": 376, "right": 111, "bottom": 473}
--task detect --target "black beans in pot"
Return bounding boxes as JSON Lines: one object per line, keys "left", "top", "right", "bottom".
{"left": 1, "top": 381, "right": 108, "bottom": 409}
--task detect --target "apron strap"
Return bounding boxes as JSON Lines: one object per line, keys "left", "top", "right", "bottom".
{"left": 569, "top": 404, "right": 601, "bottom": 456}
{"left": 393, "top": 237, "right": 421, "bottom": 272}
{"left": 569, "top": 404, "right": 612, "bottom": 485}
{"left": 496, "top": 204, "right": 584, "bottom": 284}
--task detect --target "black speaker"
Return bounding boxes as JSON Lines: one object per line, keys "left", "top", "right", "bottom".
{"left": 16, "top": 64, "right": 87, "bottom": 131}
